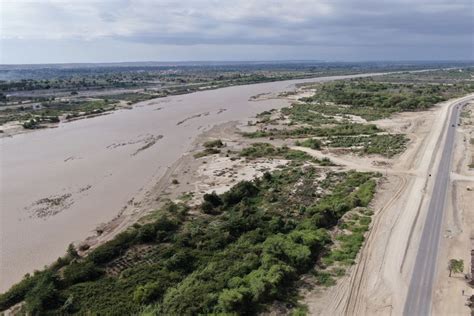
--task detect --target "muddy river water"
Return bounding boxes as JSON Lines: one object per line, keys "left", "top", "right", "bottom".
{"left": 0, "top": 73, "right": 380, "bottom": 291}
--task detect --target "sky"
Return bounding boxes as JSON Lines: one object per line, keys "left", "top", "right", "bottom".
{"left": 0, "top": 0, "right": 473, "bottom": 64}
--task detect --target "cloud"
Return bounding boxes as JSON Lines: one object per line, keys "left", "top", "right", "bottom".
{"left": 2, "top": 0, "right": 472, "bottom": 43}
{"left": 0, "top": 0, "right": 472, "bottom": 63}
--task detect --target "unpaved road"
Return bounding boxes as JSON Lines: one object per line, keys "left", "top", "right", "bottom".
{"left": 404, "top": 99, "right": 466, "bottom": 315}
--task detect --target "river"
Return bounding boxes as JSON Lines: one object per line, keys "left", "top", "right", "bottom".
{"left": 0, "top": 73, "right": 381, "bottom": 292}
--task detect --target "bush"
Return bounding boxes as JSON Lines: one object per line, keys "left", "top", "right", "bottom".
{"left": 202, "top": 191, "right": 224, "bottom": 214}
{"left": 133, "top": 282, "right": 162, "bottom": 304}
{"left": 222, "top": 181, "right": 259, "bottom": 206}
{"left": 67, "top": 243, "right": 79, "bottom": 259}
{"left": 240, "top": 142, "right": 277, "bottom": 158}
{"left": 218, "top": 287, "right": 252, "bottom": 313}
{"left": 291, "top": 305, "right": 308, "bottom": 316}
{"left": 356, "top": 180, "right": 376, "bottom": 206}
{"left": 22, "top": 118, "right": 39, "bottom": 129}
{"left": 24, "top": 271, "right": 61, "bottom": 314}
{"left": 136, "top": 223, "right": 157, "bottom": 242}
{"left": 194, "top": 147, "right": 221, "bottom": 158}
{"left": 313, "top": 271, "right": 336, "bottom": 286}
{"left": 203, "top": 191, "right": 223, "bottom": 208}
{"left": 63, "top": 261, "right": 103, "bottom": 285}
{"left": 88, "top": 230, "right": 137, "bottom": 264}
{"left": 262, "top": 234, "right": 312, "bottom": 270}
{"left": 203, "top": 139, "right": 225, "bottom": 148}
{"left": 0, "top": 273, "right": 40, "bottom": 310}
{"left": 300, "top": 138, "right": 322, "bottom": 150}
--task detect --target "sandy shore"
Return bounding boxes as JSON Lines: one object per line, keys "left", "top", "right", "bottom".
{"left": 0, "top": 73, "right": 388, "bottom": 292}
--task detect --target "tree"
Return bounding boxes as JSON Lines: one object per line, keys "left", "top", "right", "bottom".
{"left": 0, "top": 92, "right": 6, "bottom": 104}
{"left": 63, "top": 261, "right": 102, "bottom": 285}
{"left": 203, "top": 191, "right": 223, "bottom": 207}
{"left": 133, "top": 282, "right": 162, "bottom": 304}
{"left": 448, "top": 259, "right": 464, "bottom": 277}
{"left": 67, "top": 243, "right": 79, "bottom": 259}
{"left": 202, "top": 191, "right": 223, "bottom": 214}
{"left": 24, "top": 271, "right": 60, "bottom": 313}
{"left": 218, "top": 288, "right": 243, "bottom": 311}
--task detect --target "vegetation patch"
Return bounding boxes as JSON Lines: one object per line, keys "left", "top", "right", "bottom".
{"left": 0, "top": 99, "right": 117, "bottom": 129}
{"left": 238, "top": 143, "right": 333, "bottom": 166}
{"left": 243, "top": 123, "right": 380, "bottom": 139}
{"left": 322, "top": 210, "right": 372, "bottom": 266}
{"left": 302, "top": 79, "right": 451, "bottom": 113}
{"left": 281, "top": 103, "right": 338, "bottom": 125}
{"left": 203, "top": 139, "right": 225, "bottom": 149}
{"left": 194, "top": 139, "right": 226, "bottom": 158}
{"left": 295, "top": 138, "right": 322, "bottom": 150}
{"left": 325, "top": 134, "right": 408, "bottom": 157}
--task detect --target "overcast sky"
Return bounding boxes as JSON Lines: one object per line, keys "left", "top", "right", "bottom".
{"left": 1, "top": 0, "right": 473, "bottom": 64}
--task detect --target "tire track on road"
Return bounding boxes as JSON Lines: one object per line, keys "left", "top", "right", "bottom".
{"left": 343, "top": 174, "right": 408, "bottom": 315}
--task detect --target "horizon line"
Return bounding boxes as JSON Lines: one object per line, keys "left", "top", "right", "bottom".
{"left": 1, "top": 59, "right": 474, "bottom": 67}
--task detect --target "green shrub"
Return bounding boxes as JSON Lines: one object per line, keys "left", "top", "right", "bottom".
{"left": 299, "top": 138, "right": 322, "bottom": 150}
{"left": 133, "top": 282, "right": 162, "bottom": 304}
{"left": 218, "top": 287, "right": 252, "bottom": 313}
{"left": 203, "top": 191, "right": 223, "bottom": 208}
{"left": 203, "top": 139, "right": 225, "bottom": 148}
{"left": 136, "top": 223, "right": 158, "bottom": 242}
{"left": 63, "top": 261, "right": 103, "bottom": 285}
{"left": 88, "top": 230, "right": 138, "bottom": 264}
{"left": 291, "top": 305, "right": 308, "bottom": 316}
{"left": 0, "top": 273, "right": 40, "bottom": 310}
{"left": 22, "top": 118, "right": 40, "bottom": 129}
{"left": 222, "top": 181, "right": 259, "bottom": 206}
{"left": 313, "top": 271, "right": 335, "bottom": 287}
{"left": 201, "top": 191, "right": 224, "bottom": 214}
{"left": 194, "top": 148, "right": 220, "bottom": 158}
{"left": 24, "top": 271, "right": 61, "bottom": 314}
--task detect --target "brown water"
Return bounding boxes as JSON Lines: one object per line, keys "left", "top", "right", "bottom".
{"left": 0, "top": 73, "right": 380, "bottom": 291}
